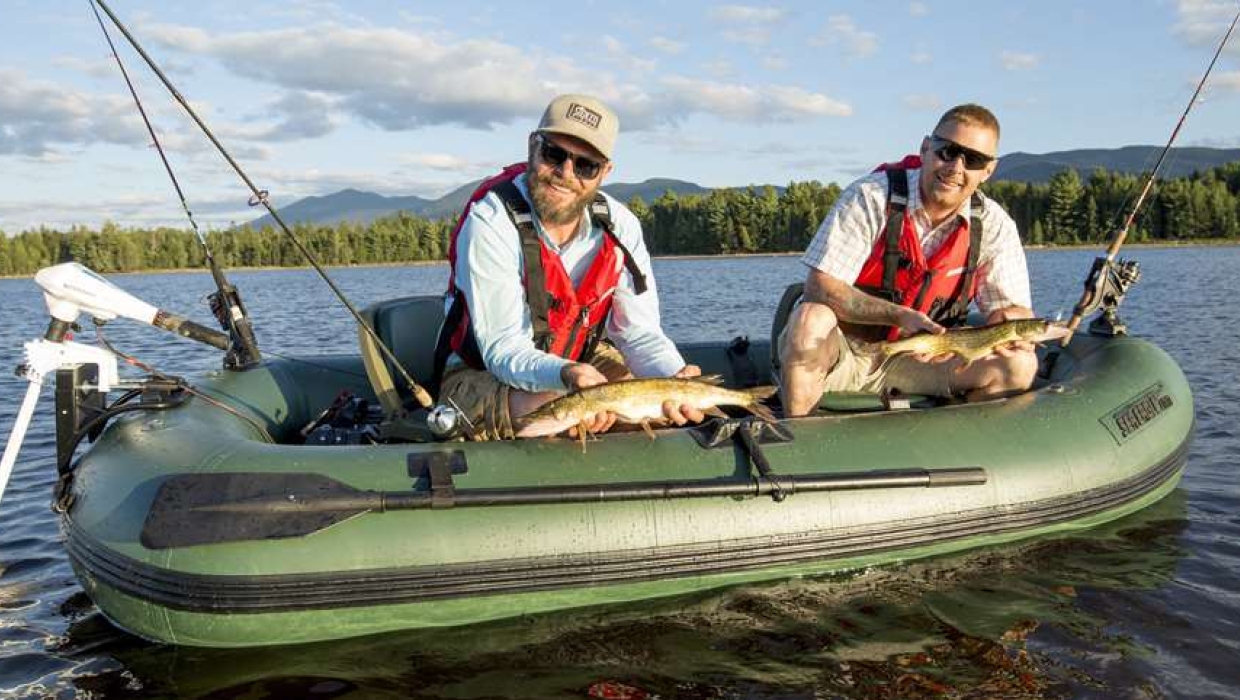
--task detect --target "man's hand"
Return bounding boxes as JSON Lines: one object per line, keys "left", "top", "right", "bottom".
{"left": 893, "top": 306, "right": 946, "bottom": 339}
{"left": 561, "top": 362, "right": 609, "bottom": 390}
{"left": 673, "top": 364, "right": 702, "bottom": 379}
{"left": 986, "top": 306, "right": 1037, "bottom": 356}
{"left": 664, "top": 364, "right": 706, "bottom": 425}
{"left": 560, "top": 363, "right": 616, "bottom": 434}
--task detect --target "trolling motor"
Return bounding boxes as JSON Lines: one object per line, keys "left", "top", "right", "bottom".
{"left": 1070, "top": 257, "right": 1142, "bottom": 337}
{"left": 0, "top": 263, "right": 233, "bottom": 506}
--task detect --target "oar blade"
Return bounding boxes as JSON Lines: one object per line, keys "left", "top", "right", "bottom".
{"left": 140, "top": 472, "right": 371, "bottom": 549}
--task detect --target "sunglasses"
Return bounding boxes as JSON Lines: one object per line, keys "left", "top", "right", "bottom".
{"left": 927, "top": 135, "right": 995, "bottom": 171}
{"left": 536, "top": 136, "right": 605, "bottom": 180}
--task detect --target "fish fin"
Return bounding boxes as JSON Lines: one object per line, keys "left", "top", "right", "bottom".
{"left": 695, "top": 374, "right": 726, "bottom": 386}
{"left": 746, "top": 402, "right": 779, "bottom": 424}
{"left": 743, "top": 385, "right": 778, "bottom": 400}
{"left": 640, "top": 420, "right": 658, "bottom": 440}
{"left": 702, "top": 406, "right": 729, "bottom": 419}
{"left": 577, "top": 420, "right": 591, "bottom": 454}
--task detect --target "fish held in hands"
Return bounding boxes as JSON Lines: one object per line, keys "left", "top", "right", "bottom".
{"left": 515, "top": 376, "right": 778, "bottom": 441}
{"left": 880, "top": 318, "right": 1070, "bottom": 365}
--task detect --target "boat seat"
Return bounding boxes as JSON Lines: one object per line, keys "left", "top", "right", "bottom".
{"left": 358, "top": 295, "right": 445, "bottom": 416}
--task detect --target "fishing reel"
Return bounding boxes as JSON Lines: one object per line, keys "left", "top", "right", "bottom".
{"left": 1073, "top": 257, "right": 1141, "bottom": 337}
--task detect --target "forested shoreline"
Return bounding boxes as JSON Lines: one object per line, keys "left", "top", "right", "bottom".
{"left": 3, "top": 162, "right": 1239, "bottom": 276}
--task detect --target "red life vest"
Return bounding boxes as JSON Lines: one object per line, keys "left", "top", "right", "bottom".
{"left": 432, "top": 163, "right": 647, "bottom": 388}
{"left": 852, "top": 155, "right": 983, "bottom": 341}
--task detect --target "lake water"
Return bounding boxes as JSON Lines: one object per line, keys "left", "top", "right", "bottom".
{"left": 1, "top": 248, "right": 1238, "bottom": 698}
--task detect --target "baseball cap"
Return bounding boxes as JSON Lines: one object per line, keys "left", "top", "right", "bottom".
{"left": 535, "top": 94, "right": 618, "bottom": 160}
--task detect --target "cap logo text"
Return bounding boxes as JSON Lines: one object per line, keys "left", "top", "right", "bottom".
{"left": 565, "top": 103, "right": 602, "bottom": 130}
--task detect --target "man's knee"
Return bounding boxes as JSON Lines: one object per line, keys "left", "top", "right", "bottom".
{"left": 1003, "top": 350, "right": 1039, "bottom": 392}
{"left": 963, "top": 351, "right": 1038, "bottom": 398}
{"left": 782, "top": 302, "right": 839, "bottom": 357}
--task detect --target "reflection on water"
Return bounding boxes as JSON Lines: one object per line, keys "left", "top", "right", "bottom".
{"left": 55, "top": 491, "right": 1191, "bottom": 699}
{"left": 1, "top": 248, "right": 1239, "bottom": 698}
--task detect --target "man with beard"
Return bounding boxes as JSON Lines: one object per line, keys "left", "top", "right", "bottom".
{"left": 778, "top": 104, "right": 1036, "bottom": 417}
{"left": 432, "top": 94, "right": 704, "bottom": 440}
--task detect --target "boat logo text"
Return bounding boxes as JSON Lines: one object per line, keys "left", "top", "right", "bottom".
{"left": 1101, "top": 383, "right": 1174, "bottom": 444}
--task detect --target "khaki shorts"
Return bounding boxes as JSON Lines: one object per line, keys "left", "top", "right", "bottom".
{"left": 778, "top": 324, "right": 955, "bottom": 399}
{"left": 439, "top": 342, "right": 630, "bottom": 441}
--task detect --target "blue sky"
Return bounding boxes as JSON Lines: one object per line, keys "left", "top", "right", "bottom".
{"left": 1, "top": 0, "right": 1238, "bottom": 232}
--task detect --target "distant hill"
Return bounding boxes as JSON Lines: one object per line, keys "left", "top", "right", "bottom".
{"left": 992, "top": 146, "right": 1240, "bottom": 183}
{"left": 245, "top": 146, "right": 1240, "bottom": 228}
{"left": 246, "top": 178, "right": 711, "bottom": 229}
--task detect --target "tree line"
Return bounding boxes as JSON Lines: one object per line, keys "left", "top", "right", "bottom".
{"left": 3, "top": 162, "right": 1239, "bottom": 276}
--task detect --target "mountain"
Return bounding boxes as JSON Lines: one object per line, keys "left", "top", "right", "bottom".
{"left": 248, "top": 189, "right": 432, "bottom": 229}
{"left": 244, "top": 147, "right": 1240, "bottom": 228}
{"left": 992, "top": 145, "right": 1240, "bottom": 183}
{"left": 245, "top": 178, "right": 710, "bottom": 229}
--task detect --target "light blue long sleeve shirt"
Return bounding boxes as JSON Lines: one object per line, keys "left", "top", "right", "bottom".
{"left": 449, "top": 173, "right": 686, "bottom": 393}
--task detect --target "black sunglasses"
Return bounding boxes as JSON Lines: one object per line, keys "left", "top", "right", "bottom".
{"left": 928, "top": 135, "right": 995, "bottom": 171}
{"left": 537, "top": 136, "right": 605, "bottom": 180}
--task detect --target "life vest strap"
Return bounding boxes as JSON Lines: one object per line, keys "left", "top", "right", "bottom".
{"left": 491, "top": 180, "right": 555, "bottom": 352}
{"left": 880, "top": 168, "right": 909, "bottom": 298}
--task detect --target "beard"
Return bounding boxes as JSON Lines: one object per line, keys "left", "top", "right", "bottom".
{"left": 526, "top": 159, "right": 598, "bottom": 226}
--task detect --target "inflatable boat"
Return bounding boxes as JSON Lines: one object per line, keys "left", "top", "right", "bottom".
{"left": 52, "top": 292, "right": 1192, "bottom": 647}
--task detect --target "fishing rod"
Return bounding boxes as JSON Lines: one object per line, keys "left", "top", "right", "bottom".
{"left": 88, "top": 0, "right": 261, "bottom": 370}
{"left": 89, "top": 0, "right": 434, "bottom": 408}
{"left": 1063, "top": 6, "right": 1240, "bottom": 342}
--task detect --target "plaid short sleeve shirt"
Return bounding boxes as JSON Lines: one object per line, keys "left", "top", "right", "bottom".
{"left": 801, "top": 167, "right": 1032, "bottom": 314}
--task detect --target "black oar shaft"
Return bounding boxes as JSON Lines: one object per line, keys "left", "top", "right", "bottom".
{"left": 142, "top": 467, "right": 988, "bottom": 548}
{"left": 195, "top": 467, "right": 985, "bottom": 513}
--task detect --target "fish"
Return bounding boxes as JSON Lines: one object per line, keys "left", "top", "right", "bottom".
{"left": 515, "top": 376, "right": 778, "bottom": 448}
{"left": 879, "top": 318, "right": 1070, "bottom": 365}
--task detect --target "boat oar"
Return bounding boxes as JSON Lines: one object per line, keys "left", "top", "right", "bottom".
{"left": 140, "top": 467, "right": 986, "bottom": 549}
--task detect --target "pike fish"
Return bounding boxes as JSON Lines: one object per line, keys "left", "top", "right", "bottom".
{"left": 880, "top": 318, "right": 1070, "bottom": 365}
{"left": 516, "top": 376, "right": 777, "bottom": 446}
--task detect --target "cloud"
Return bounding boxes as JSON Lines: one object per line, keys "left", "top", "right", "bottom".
{"left": 136, "top": 22, "right": 844, "bottom": 133}
{"left": 601, "top": 35, "right": 657, "bottom": 73}
{"left": 1173, "top": 0, "right": 1240, "bottom": 47}
{"left": 762, "top": 53, "right": 789, "bottom": 71}
{"left": 654, "top": 77, "right": 852, "bottom": 124}
{"left": 909, "top": 2, "right": 930, "bottom": 17}
{"left": 51, "top": 55, "right": 117, "bottom": 80}
{"left": 812, "top": 15, "right": 878, "bottom": 58}
{"left": 400, "top": 153, "right": 477, "bottom": 171}
{"left": 0, "top": 68, "right": 146, "bottom": 156}
{"left": 0, "top": 190, "right": 236, "bottom": 232}
{"left": 144, "top": 23, "right": 551, "bottom": 131}
{"left": 709, "top": 4, "right": 789, "bottom": 46}
{"left": 999, "top": 50, "right": 1039, "bottom": 71}
{"left": 1209, "top": 70, "right": 1240, "bottom": 94}
{"left": 649, "top": 36, "right": 685, "bottom": 54}
{"left": 1188, "top": 134, "right": 1240, "bottom": 147}
{"left": 708, "top": 5, "right": 788, "bottom": 23}
{"left": 220, "top": 91, "right": 338, "bottom": 143}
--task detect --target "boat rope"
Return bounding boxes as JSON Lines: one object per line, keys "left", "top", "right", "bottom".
{"left": 92, "top": 322, "right": 276, "bottom": 444}
{"left": 1064, "top": 6, "right": 1240, "bottom": 339}
{"left": 88, "top": 0, "right": 433, "bottom": 408}
{"left": 88, "top": 0, "right": 262, "bottom": 370}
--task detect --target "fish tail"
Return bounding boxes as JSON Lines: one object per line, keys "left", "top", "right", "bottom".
{"left": 745, "top": 401, "right": 779, "bottom": 424}
{"left": 743, "top": 385, "right": 778, "bottom": 400}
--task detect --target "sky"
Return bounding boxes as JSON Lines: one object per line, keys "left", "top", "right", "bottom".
{"left": 1, "top": 0, "right": 1239, "bottom": 233}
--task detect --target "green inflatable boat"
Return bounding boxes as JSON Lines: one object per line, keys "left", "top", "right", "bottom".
{"left": 52, "top": 292, "right": 1192, "bottom": 648}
